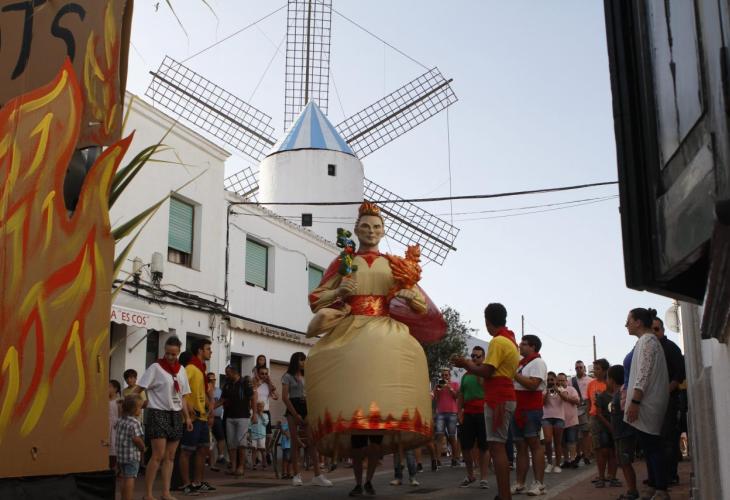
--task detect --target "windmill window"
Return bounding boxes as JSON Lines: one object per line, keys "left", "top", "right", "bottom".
{"left": 302, "top": 213, "right": 313, "bottom": 226}
{"left": 168, "top": 197, "right": 194, "bottom": 268}
{"left": 328, "top": 164, "right": 336, "bottom": 176}
{"left": 308, "top": 265, "right": 324, "bottom": 293}
{"left": 245, "top": 238, "right": 269, "bottom": 290}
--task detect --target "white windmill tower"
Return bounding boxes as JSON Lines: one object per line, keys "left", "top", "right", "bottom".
{"left": 146, "top": 0, "right": 459, "bottom": 265}
{"left": 258, "top": 101, "right": 363, "bottom": 240}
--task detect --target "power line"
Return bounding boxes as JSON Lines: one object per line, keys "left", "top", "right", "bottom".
{"left": 181, "top": 5, "right": 287, "bottom": 62}
{"left": 229, "top": 181, "right": 618, "bottom": 207}
{"left": 455, "top": 196, "right": 617, "bottom": 221}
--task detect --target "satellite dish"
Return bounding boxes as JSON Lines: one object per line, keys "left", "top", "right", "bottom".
{"left": 664, "top": 301, "right": 680, "bottom": 333}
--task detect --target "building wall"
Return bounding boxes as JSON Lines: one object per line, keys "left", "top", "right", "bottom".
{"left": 227, "top": 198, "right": 339, "bottom": 333}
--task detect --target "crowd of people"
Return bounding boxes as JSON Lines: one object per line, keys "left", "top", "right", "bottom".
{"left": 451, "top": 304, "right": 687, "bottom": 500}
{"left": 104, "top": 304, "right": 686, "bottom": 500}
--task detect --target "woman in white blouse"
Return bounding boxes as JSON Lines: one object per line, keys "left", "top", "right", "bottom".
{"left": 624, "top": 308, "right": 669, "bottom": 499}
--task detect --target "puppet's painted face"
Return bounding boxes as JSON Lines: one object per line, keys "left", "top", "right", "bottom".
{"left": 354, "top": 215, "right": 384, "bottom": 248}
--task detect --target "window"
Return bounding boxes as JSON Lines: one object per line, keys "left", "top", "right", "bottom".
{"left": 246, "top": 239, "right": 268, "bottom": 290}
{"left": 145, "top": 330, "right": 160, "bottom": 368}
{"left": 308, "top": 265, "right": 324, "bottom": 292}
{"left": 327, "top": 164, "right": 336, "bottom": 176}
{"left": 168, "top": 197, "right": 194, "bottom": 267}
{"left": 301, "top": 213, "right": 312, "bottom": 226}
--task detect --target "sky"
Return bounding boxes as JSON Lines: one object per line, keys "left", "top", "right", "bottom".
{"left": 125, "top": 1, "right": 676, "bottom": 374}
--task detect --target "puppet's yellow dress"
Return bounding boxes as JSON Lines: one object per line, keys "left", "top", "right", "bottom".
{"left": 306, "top": 252, "right": 432, "bottom": 457}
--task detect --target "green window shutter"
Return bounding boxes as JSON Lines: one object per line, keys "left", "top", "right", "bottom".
{"left": 308, "top": 266, "right": 323, "bottom": 292}
{"left": 246, "top": 239, "right": 268, "bottom": 289}
{"left": 168, "top": 198, "right": 194, "bottom": 254}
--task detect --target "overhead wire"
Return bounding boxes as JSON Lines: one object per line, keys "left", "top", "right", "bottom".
{"left": 229, "top": 181, "right": 618, "bottom": 206}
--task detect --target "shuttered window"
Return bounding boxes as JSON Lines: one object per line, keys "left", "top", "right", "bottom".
{"left": 168, "top": 198, "right": 194, "bottom": 267}
{"left": 246, "top": 239, "right": 268, "bottom": 289}
{"left": 168, "top": 198, "right": 194, "bottom": 253}
{"left": 308, "top": 265, "right": 323, "bottom": 292}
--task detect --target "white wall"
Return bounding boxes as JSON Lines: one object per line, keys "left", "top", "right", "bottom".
{"left": 227, "top": 195, "right": 339, "bottom": 333}
{"left": 258, "top": 148, "right": 364, "bottom": 242}
{"left": 112, "top": 94, "right": 229, "bottom": 306}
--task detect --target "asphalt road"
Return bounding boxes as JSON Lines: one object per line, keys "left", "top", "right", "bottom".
{"left": 205, "top": 460, "right": 597, "bottom": 500}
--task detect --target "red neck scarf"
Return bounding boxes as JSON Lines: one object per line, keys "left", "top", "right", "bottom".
{"left": 495, "top": 326, "right": 517, "bottom": 346}
{"left": 189, "top": 356, "right": 207, "bottom": 377}
{"left": 518, "top": 352, "right": 541, "bottom": 368}
{"left": 157, "top": 358, "right": 181, "bottom": 393}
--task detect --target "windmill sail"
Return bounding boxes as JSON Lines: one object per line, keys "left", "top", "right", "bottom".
{"left": 146, "top": 56, "right": 277, "bottom": 162}
{"left": 336, "top": 68, "right": 457, "bottom": 158}
{"left": 285, "top": 0, "right": 333, "bottom": 130}
{"left": 223, "top": 170, "right": 458, "bottom": 265}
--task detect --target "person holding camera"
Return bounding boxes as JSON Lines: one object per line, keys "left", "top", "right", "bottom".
{"left": 433, "top": 368, "right": 461, "bottom": 467}
{"left": 542, "top": 371, "right": 566, "bottom": 473}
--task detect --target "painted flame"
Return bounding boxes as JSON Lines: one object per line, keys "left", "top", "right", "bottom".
{"left": 0, "top": 59, "right": 132, "bottom": 449}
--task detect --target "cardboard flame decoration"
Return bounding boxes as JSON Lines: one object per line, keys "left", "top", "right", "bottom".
{"left": 0, "top": 60, "right": 132, "bottom": 477}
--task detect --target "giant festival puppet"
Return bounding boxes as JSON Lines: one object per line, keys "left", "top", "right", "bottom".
{"left": 305, "top": 201, "right": 446, "bottom": 458}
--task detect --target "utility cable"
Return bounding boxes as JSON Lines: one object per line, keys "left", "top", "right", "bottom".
{"left": 229, "top": 181, "right": 618, "bottom": 207}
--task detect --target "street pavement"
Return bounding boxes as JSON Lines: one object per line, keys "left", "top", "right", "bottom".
{"left": 129, "top": 454, "right": 693, "bottom": 499}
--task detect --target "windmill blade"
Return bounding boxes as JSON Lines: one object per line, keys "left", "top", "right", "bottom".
{"left": 285, "top": 0, "right": 332, "bottom": 129}
{"left": 224, "top": 166, "right": 259, "bottom": 201}
{"left": 147, "top": 56, "right": 277, "bottom": 162}
{"left": 364, "top": 178, "right": 458, "bottom": 265}
{"left": 337, "top": 68, "right": 457, "bottom": 158}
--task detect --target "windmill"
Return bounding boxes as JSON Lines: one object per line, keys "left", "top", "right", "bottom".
{"left": 146, "top": 0, "right": 459, "bottom": 265}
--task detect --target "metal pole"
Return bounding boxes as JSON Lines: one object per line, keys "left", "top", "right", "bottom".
{"left": 593, "top": 335, "right": 597, "bottom": 361}
{"left": 521, "top": 315, "right": 524, "bottom": 337}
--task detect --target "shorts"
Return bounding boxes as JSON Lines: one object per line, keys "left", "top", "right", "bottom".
{"left": 459, "top": 412, "right": 488, "bottom": 451}
{"left": 181, "top": 419, "right": 210, "bottom": 451}
{"left": 282, "top": 448, "right": 291, "bottom": 461}
{"left": 615, "top": 435, "right": 636, "bottom": 465}
{"left": 484, "top": 401, "right": 516, "bottom": 444}
{"left": 264, "top": 410, "right": 273, "bottom": 435}
{"left": 511, "top": 409, "right": 544, "bottom": 440}
{"left": 146, "top": 408, "right": 183, "bottom": 441}
{"left": 286, "top": 398, "right": 307, "bottom": 418}
{"left": 226, "top": 418, "right": 250, "bottom": 449}
{"left": 351, "top": 434, "right": 384, "bottom": 449}
{"left": 118, "top": 461, "right": 139, "bottom": 478}
{"left": 211, "top": 416, "right": 225, "bottom": 441}
{"left": 251, "top": 437, "right": 266, "bottom": 449}
{"left": 563, "top": 426, "right": 578, "bottom": 444}
{"left": 542, "top": 417, "right": 565, "bottom": 429}
{"left": 435, "top": 412, "right": 458, "bottom": 437}
{"left": 577, "top": 409, "right": 589, "bottom": 431}
{"left": 590, "top": 417, "right": 614, "bottom": 449}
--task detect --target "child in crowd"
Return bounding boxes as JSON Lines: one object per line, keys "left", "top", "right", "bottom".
{"left": 280, "top": 420, "right": 292, "bottom": 479}
{"left": 591, "top": 360, "right": 620, "bottom": 488}
{"left": 608, "top": 365, "right": 639, "bottom": 499}
{"left": 108, "top": 380, "right": 122, "bottom": 469}
{"left": 115, "top": 395, "right": 145, "bottom": 500}
{"left": 250, "top": 401, "right": 269, "bottom": 470}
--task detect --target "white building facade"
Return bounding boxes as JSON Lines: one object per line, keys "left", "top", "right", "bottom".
{"left": 110, "top": 95, "right": 339, "bottom": 425}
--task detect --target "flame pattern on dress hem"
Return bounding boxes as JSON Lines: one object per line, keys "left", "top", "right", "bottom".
{"left": 312, "top": 402, "right": 432, "bottom": 442}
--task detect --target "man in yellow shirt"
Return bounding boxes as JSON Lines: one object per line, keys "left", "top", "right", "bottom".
{"left": 454, "top": 303, "right": 519, "bottom": 500}
{"left": 179, "top": 338, "right": 216, "bottom": 495}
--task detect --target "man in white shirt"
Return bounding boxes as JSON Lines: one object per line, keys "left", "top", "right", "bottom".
{"left": 510, "top": 334, "right": 548, "bottom": 496}
{"left": 571, "top": 360, "right": 594, "bottom": 466}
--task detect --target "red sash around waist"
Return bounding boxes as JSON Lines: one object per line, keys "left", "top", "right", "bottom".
{"left": 484, "top": 376, "right": 515, "bottom": 406}
{"left": 349, "top": 295, "right": 389, "bottom": 316}
{"left": 515, "top": 390, "right": 544, "bottom": 411}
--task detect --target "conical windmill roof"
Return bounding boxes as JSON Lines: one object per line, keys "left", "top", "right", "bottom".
{"left": 267, "top": 102, "right": 355, "bottom": 157}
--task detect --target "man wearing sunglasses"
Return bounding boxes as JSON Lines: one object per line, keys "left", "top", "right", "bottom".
{"left": 457, "top": 346, "right": 490, "bottom": 489}
{"left": 651, "top": 317, "right": 686, "bottom": 485}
